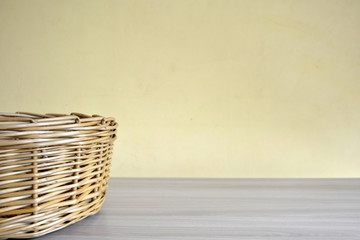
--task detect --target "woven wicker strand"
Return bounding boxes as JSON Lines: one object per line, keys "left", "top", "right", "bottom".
{"left": 0, "top": 112, "right": 117, "bottom": 239}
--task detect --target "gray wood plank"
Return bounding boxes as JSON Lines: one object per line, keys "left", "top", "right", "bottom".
{"left": 35, "top": 178, "right": 360, "bottom": 240}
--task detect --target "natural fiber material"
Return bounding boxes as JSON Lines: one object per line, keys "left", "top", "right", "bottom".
{"left": 0, "top": 112, "right": 117, "bottom": 239}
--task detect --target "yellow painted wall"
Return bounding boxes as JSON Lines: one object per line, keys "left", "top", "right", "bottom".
{"left": 1, "top": 0, "right": 360, "bottom": 177}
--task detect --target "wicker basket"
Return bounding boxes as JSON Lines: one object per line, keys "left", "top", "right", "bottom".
{"left": 0, "top": 112, "right": 117, "bottom": 239}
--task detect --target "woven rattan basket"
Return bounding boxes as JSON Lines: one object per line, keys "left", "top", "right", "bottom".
{"left": 0, "top": 112, "right": 117, "bottom": 239}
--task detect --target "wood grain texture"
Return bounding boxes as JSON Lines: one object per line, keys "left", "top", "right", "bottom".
{"left": 31, "top": 178, "right": 360, "bottom": 240}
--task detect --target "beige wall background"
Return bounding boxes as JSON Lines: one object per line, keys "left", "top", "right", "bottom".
{"left": 1, "top": 0, "right": 359, "bottom": 177}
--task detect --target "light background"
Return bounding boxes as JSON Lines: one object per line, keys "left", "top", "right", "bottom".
{"left": 1, "top": 0, "right": 359, "bottom": 177}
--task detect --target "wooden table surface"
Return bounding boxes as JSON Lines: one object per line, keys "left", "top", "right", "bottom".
{"left": 35, "top": 178, "right": 360, "bottom": 240}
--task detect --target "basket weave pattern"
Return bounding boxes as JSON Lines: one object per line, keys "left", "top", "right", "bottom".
{"left": 0, "top": 112, "right": 117, "bottom": 239}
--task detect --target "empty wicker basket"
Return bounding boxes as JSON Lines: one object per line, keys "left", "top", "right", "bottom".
{"left": 0, "top": 112, "right": 117, "bottom": 239}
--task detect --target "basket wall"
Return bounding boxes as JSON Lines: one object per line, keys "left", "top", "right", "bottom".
{"left": 0, "top": 112, "right": 117, "bottom": 239}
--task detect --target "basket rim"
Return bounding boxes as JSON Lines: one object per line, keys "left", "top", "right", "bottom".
{"left": 0, "top": 112, "right": 117, "bottom": 149}
{"left": 0, "top": 112, "right": 116, "bottom": 124}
